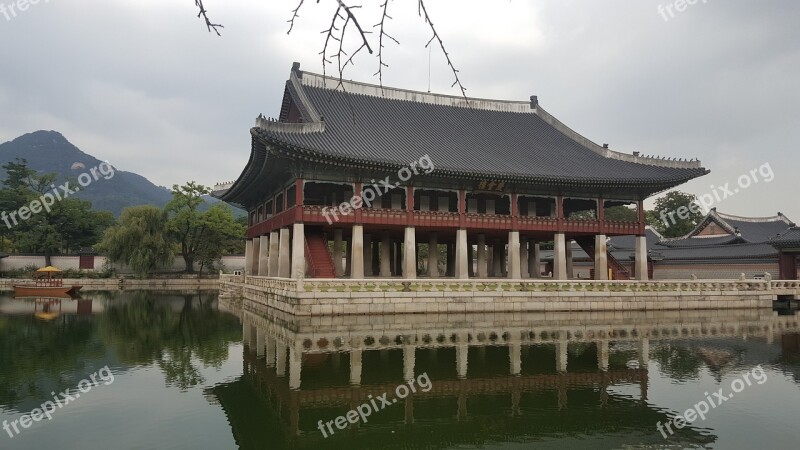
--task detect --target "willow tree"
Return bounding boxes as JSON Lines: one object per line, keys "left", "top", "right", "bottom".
{"left": 100, "top": 205, "right": 174, "bottom": 277}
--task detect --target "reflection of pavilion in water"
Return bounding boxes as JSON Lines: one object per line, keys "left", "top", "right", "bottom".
{"left": 207, "top": 302, "right": 799, "bottom": 447}
{"left": 0, "top": 297, "right": 98, "bottom": 317}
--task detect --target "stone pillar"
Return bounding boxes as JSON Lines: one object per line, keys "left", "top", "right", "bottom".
{"left": 251, "top": 237, "right": 261, "bottom": 276}
{"left": 530, "top": 240, "right": 540, "bottom": 278}
{"left": 363, "top": 234, "right": 373, "bottom": 277}
{"left": 268, "top": 231, "right": 280, "bottom": 277}
{"left": 244, "top": 239, "right": 254, "bottom": 275}
{"left": 477, "top": 234, "right": 487, "bottom": 278}
{"left": 428, "top": 232, "right": 439, "bottom": 278}
{"left": 291, "top": 223, "right": 305, "bottom": 280}
{"left": 350, "top": 349, "right": 362, "bottom": 385}
{"left": 597, "top": 340, "right": 609, "bottom": 372}
{"left": 509, "top": 342, "right": 521, "bottom": 375}
{"left": 256, "top": 328, "right": 265, "bottom": 357}
{"left": 403, "top": 344, "right": 416, "bottom": 382}
{"left": 258, "top": 235, "right": 270, "bottom": 276}
{"left": 638, "top": 338, "right": 649, "bottom": 366}
{"left": 635, "top": 235, "right": 649, "bottom": 281}
{"left": 351, "top": 225, "right": 365, "bottom": 278}
{"left": 594, "top": 234, "right": 609, "bottom": 280}
{"left": 278, "top": 228, "right": 291, "bottom": 278}
{"left": 333, "top": 229, "right": 344, "bottom": 277}
{"left": 265, "top": 336, "right": 276, "bottom": 368}
{"left": 553, "top": 233, "right": 567, "bottom": 280}
{"left": 508, "top": 231, "right": 521, "bottom": 279}
{"left": 566, "top": 241, "right": 574, "bottom": 280}
{"left": 520, "top": 239, "right": 529, "bottom": 279}
{"left": 276, "top": 343, "right": 287, "bottom": 377}
{"left": 380, "top": 232, "right": 392, "bottom": 277}
{"left": 455, "top": 229, "right": 469, "bottom": 279}
{"left": 556, "top": 339, "right": 568, "bottom": 372}
{"left": 404, "top": 227, "right": 417, "bottom": 279}
{"left": 289, "top": 346, "right": 302, "bottom": 390}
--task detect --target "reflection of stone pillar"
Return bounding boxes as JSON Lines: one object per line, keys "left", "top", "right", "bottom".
{"left": 380, "top": 232, "right": 392, "bottom": 277}
{"left": 403, "top": 344, "right": 416, "bottom": 382}
{"left": 594, "top": 234, "right": 608, "bottom": 280}
{"left": 455, "top": 229, "right": 469, "bottom": 279}
{"left": 278, "top": 228, "right": 291, "bottom": 278}
{"left": 256, "top": 328, "right": 265, "bottom": 358}
{"left": 244, "top": 239, "right": 254, "bottom": 275}
{"left": 428, "top": 232, "right": 439, "bottom": 278}
{"left": 510, "top": 342, "right": 521, "bottom": 375}
{"left": 477, "top": 234, "right": 487, "bottom": 278}
{"left": 635, "top": 235, "right": 649, "bottom": 281}
{"left": 553, "top": 233, "right": 567, "bottom": 280}
{"left": 404, "top": 227, "right": 417, "bottom": 280}
{"left": 638, "top": 338, "right": 649, "bottom": 366}
{"left": 276, "top": 342, "right": 287, "bottom": 377}
{"left": 456, "top": 344, "right": 469, "bottom": 379}
{"left": 333, "top": 229, "right": 344, "bottom": 277}
{"left": 350, "top": 349, "right": 363, "bottom": 385}
{"left": 291, "top": 223, "right": 305, "bottom": 279}
{"left": 242, "top": 318, "right": 251, "bottom": 348}
{"left": 404, "top": 395, "right": 414, "bottom": 425}
{"left": 556, "top": 339, "right": 568, "bottom": 372}
{"left": 363, "top": 233, "right": 373, "bottom": 277}
{"left": 597, "top": 340, "right": 609, "bottom": 372}
{"left": 266, "top": 336, "right": 276, "bottom": 368}
{"left": 289, "top": 346, "right": 302, "bottom": 390}
{"left": 520, "top": 239, "right": 529, "bottom": 279}
{"left": 268, "top": 231, "right": 280, "bottom": 277}
{"left": 258, "top": 235, "right": 270, "bottom": 276}
{"left": 351, "top": 225, "right": 364, "bottom": 279}
{"left": 508, "top": 231, "right": 521, "bottom": 279}
{"left": 252, "top": 237, "right": 261, "bottom": 276}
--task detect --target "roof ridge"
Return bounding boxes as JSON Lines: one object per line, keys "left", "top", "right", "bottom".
{"left": 716, "top": 211, "right": 793, "bottom": 224}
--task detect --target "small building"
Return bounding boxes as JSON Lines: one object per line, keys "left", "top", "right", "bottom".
{"left": 609, "top": 209, "right": 797, "bottom": 279}
{"left": 214, "top": 63, "right": 708, "bottom": 281}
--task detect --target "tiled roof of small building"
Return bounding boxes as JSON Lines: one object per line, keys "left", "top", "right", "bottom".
{"left": 768, "top": 227, "right": 800, "bottom": 249}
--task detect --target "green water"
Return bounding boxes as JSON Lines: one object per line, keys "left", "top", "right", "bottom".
{"left": 1, "top": 291, "right": 799, "bottom": 449}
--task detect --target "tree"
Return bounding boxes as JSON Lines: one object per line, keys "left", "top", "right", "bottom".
{"left": 194, "top": 204, "right": 246, "bottom": 275}
{"left": 100, "top": 205, "right": 174, "bottom": 277}
{"left": 604, "top": 205, "right": 639, "bottom": 222}
{"left": 648, "top": 191, "right": 704, "bottom": 238}
{"left": 166, "top": 182, "right": 211, "bottom": 273}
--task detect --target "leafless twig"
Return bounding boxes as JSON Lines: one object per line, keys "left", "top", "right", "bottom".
{"left": 374, "top": 0, "right": 400, "bottom": 92}
{"left": 417, "top": 0, "right": 467, "bottom": 99}
{"left": 194, "top": 0, "right": 223, "bottom": 36}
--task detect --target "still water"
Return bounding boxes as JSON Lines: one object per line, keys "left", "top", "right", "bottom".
{"left": 1, "top": 291, "right": 799, "bottom": 449}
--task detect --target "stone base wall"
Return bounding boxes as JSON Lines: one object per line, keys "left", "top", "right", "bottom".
{"left": 221, "top": 276, "right": 791, "bottom": 316}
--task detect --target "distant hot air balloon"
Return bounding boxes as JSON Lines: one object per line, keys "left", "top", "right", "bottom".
{"left": 71, "top": 162, "right": 85, "bottom": 171}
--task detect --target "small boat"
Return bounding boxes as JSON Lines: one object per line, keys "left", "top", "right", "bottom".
{"left": 13, "top": 266, "right": 82, "bottom": 298}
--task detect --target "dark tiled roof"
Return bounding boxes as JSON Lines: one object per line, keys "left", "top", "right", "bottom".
{"left": 659, "top": 235, "right": 743, "bottom": 248}
{"left": 250, "top": 65, "right": 708, "bottom": 193}
{"left": 769, "top": 227, "right": 800, "bottom": 249}
{"left": 661, "top": 210, "right": 794, "bottom": 247}
{"left": 651, "top": 243, "right": 778, "bottom": 262}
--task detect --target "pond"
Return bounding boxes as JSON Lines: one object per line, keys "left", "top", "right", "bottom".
{"left": 1, "top": 291, "right": 798, "bottom": 449}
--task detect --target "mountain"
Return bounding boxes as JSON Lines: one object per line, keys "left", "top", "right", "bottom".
{"left": 0, "top": 130, "right": 189, "bottom": 216}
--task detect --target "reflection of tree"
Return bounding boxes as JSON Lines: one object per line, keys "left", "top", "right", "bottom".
{"left": 0, "top": 314, "right": 103, "bottom": 407}
{"left": 98, "top": 292, "right": 240, "bottom": 390}
{"left": 652, "top": 343, "right": 705, "bottom": 381}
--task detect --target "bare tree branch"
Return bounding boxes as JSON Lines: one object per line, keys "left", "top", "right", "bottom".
{"left": 287, "top": 0, "right": 307, "bottom": 35}
{"left": 373, "top": 0, "right": 400, "bottom": 92}
{"left": 417, "top": 0, "right": 467, "bottom": 100}
{"left": 194, "top": 0, "right": 223, "bottom": 36}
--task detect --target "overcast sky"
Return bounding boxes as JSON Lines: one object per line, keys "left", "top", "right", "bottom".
{"left": 1, "top": 0, "right": 798, "bottom": 219}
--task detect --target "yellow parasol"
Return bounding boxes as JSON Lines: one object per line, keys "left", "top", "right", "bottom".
{"left": 36, "top": 266, "right": 64, "bottom": 273}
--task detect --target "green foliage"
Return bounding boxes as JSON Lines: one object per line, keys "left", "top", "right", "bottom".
{"left": 194, "top": 203, "right": 246, "bottom": 274}
{"left": 647, "top": 191, "right": 704, "bottom": 238}
{"left": 604, "top": 205, "right": 638, "bottom": 222}
{"left": 100, "top": 205, "right": 174, "bottom": 277}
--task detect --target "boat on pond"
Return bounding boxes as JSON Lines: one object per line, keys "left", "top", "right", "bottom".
{"left": 13, "top": 266, "right": 82, "bottom": 298}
